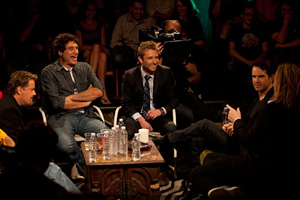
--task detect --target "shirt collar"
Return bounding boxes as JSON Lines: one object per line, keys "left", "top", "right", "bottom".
{"left": 141, "top": 67, "right": 154, "bottom": 79}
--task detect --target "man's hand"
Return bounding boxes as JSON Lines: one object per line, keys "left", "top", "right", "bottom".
{"left": 146, "top": 109, "right": 162, "bottom": 120}
{"left": 137, "top": 117, "right": 153, "bottom": 131}
{"left": 222, "top": 122, "right": 234, "bottom": 136}
{"left": 226, "top": 104, "right": 241, "bottom": 122}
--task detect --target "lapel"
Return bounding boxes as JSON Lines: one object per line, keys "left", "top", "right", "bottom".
{"left": 153, "top": 66, "right": 161, "bottom": 96}
{"left": 135, "top": 66, "right": 144, "bottom": 95}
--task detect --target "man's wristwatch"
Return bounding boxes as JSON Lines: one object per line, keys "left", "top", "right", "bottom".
{"left": 159, "top": 108, "right": 165, "bottom": 115}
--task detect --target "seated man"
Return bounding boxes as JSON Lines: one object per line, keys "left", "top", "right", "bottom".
{"left": 0, "top": 70, "right": 37, "bottom": 142}
{"left": 40, "top": 33, "right": 109, "bottom": 177}
{"left": 155, "top": 60, "right": 275, "bottom": 175}
{"left": 110, "top": 0, "right": 156, "bottom": 72}
{"left": 120, "top": 40, "right": 179, "bottom": 185}
{"left": 0, "top": 70, "right": 79, "bottom": 193}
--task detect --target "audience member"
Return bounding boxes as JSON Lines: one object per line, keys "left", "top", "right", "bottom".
{"left": 209, "top": 0, "right": 246, "bottom": 91}
{"left": 256, "top": 0, "right": 279, "bottom": 25}
{"left": 75, "top": 0, "right": 111, "bottom": 104}
{"left": 120, "top": 41, "right": 179, "bottom": 185}
{"left": 270, "top": 0, "right": 300, "bottom": 66}
{"left": 16, "top": 120, "right": 81, "bottom": 194}
{"left": 4, "top": 0, "right": 50, "bottom": 74}
{"left": 0, "top": 121, "right": 85, "bottom": 200}
{"left": 110, "top": 0, "right": 156, "bottom": 73}
{"left": 0, "top": 70, "right": 37, "bottom": 142}
{"left": 187, "top": 63, "right": 300, "bottom": 200}
{"left": 228, "top": 2, "right": 269, "bottom": 109}
{"left": 146, "top": 0, "right": 175, "bottom": 26}
{"left": 40, "top": 33, "right": 109, "bottom": 177}
{"left": 172, "top": 0, "right": 206, "bottom": 48}
{"left": 155, "top": 61, "right": 274, "bottom": 179}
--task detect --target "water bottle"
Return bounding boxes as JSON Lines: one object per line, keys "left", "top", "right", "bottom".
{"left": 114, "top": 125, "right": 120, "bottom": 153}
{"left": 119, "top": 126, "right": 128, "bottom": 155}
{"left": 90, "top": 133, "right": 98, "bottom": 151}
{"left": 132, "top": 133, "right": 141, "bottom": 161}
{"left": 222, "top": 107, "right": 230, "bottom": 126}
{"left": 118, "top": 118, "right": 124, "bottom": 128}
{"left": 110, "top": 127, "right": 118, "bottom": 156}
{"left": 102, "top": 130, "right": 111, "bottom": 160}
{"left": 89, "top": 133, "right": 97, "bottom": 163}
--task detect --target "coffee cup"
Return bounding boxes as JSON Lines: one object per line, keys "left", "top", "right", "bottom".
{"left": 138, "top": 128, "right": 149, "bottom": 143}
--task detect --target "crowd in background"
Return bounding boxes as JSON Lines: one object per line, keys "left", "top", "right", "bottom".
{"left": 0, "top": 0, "right": 299, "bottom": 107}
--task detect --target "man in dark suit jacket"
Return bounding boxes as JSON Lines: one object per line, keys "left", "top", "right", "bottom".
{"left": 155, "top": 61, "right": 275, "bottom": 176}
{"left": 121, "top": 41, "right": 179, "bottom": 186}
{"left": 0, "top": 70, "right": 37, "bottom": 142}
{"left": 121, "top": 40, "right": 179, "bottom": 139}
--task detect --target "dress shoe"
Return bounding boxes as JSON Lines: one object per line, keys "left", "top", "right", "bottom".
{"left": 159, "top": 172, "right": 169, "bottom": 186}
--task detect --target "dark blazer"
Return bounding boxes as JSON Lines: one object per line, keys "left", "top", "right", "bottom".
{"left": 0, "top": 95, "right": 23, "bottom": 141}
{"left": 121, "top": 65, "right": 180, "bottom": 118}
{"left": 234, "top": 88, "right": 274, "bottom": 146}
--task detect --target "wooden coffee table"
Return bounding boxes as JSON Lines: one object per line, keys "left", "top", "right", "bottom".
{"left": 81, "top": 140, "right": 165, "bottom": 200}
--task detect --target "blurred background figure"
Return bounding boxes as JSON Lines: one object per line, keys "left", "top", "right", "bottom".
{"left": 75, "top": 0, "right": 111, "bottom": 104}
{"left": 146, "top": 0, "right": 175, "bottom": 26}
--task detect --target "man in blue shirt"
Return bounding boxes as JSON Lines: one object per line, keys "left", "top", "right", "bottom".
{"left": 40, "top": 33, "right": 109, "bottom": 176}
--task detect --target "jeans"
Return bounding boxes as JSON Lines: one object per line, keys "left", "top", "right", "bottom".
{"left": 49, "top": 112, "right": 108, "bottom": 173}
{"left": 44, "top": 162, "right": 81, "bottom": 193}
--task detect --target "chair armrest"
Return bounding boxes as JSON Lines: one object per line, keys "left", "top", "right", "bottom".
{"left": 39, "top": 107, "right": 47, "bottom": 126}
{"left": 93, "top": 105, "right": 105, "bottom": 123}
{"left": 113, "top": 106, "right": 122, "bottom": 127}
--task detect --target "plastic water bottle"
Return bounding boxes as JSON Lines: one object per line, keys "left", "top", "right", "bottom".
{"left": 118, "top": 118, "right": 124, "bottom": 128}
{"left": 114, "top": 125, "right": 120, "bottom": 153}
{"left": 110, "top": 127, "right": 118, "bottom": 156}
{"left": 132, "top": 133, "right": 141, "bottom": 161}
{"left": 89, "top": 133, "right": 97, "bottom": 163}
{"left": 222, "top": 107, "right": 230, "bottom": 126}
{"left": 90, "top": 133, "right": 98, "bottom": 151}
{"left": 119, "top": 126, "right": 128, "bottom": 155}
{"left": 102, "top": 130, "right": 111, "bottom": 160}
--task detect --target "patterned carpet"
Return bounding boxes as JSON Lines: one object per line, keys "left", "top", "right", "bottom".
{"left": 160, "top": 179, "right": 186, "bottom": 200}
{"left": 160, "top": 178, "right": 203, "bottom": 200}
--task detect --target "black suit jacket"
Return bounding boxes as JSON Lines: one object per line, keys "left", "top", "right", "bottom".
{"left": 0, "top": 95, "right": 23, "bottom": 141}
{"left": 121, "top": 65, "right": 180, "bottom": 118}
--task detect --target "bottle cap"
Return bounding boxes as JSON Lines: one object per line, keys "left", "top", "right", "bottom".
{"left": 91, "top": 133, "right": 96, "bottom": 136}
{"left": 121, "top": 126, "right": 126, "bottom": 130}
{"left": 119, "top": 118, "right": 123, "bottom": 122}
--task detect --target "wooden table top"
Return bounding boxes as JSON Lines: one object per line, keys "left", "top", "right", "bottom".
{"left": 81, "top": 140, "right": 165, "bottom": 166}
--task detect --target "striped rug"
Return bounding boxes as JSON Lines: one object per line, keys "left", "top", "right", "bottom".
{"left": 160, "top": 179, "right": 185, "bottom": 200}
{"left": 160, "top": 179, "right": 203, "bottom": 200}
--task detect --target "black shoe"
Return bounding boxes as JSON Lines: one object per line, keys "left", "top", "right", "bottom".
{"left": 159, "top": 172, "right": 169, "bottom": 186}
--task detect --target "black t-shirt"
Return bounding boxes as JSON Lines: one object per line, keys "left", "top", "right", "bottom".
{"left": 229, "top": 24, "right": 268, "bottom": 60}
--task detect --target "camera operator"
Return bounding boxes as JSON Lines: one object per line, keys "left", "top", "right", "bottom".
{"left": 158, "top": 20, "right": 220, "bottom": 129}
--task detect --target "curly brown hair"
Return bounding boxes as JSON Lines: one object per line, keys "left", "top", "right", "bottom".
{"left": 52, "top": 33, "right": 79, "bottom": 58}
